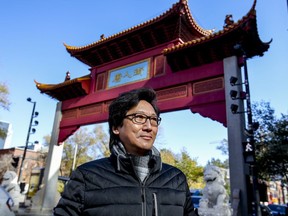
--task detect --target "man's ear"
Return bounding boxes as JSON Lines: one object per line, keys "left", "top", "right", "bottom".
{"left": 112, "top": 126, "right": 119, "bottom": 135}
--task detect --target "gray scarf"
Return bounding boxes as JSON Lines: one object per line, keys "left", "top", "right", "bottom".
{"left": 112, "top": 142, "right": 158, "bottom": 182}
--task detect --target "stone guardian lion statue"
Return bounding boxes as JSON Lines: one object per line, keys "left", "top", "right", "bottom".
{"left": 198, "top": 165, "right": 232, "bottom": 216}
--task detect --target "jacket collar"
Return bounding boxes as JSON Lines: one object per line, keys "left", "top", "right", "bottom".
{"left": 110, "top": 142, "right": 162, "bottom": 175}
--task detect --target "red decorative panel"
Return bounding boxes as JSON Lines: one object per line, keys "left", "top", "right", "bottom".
{"left": 193, "top": 77, "right": 224, "bottom": 95}
{"left": 154, "top": 55, "right": 165, "bottom": 76}
{"left": 104, "top": 100, "right": 112, "bottom": 113}
{"left": 62, "top": 109, "right": 77, "bottom": 119}
{"left": 79, "top": 103, "right": 102, "bottom": 116}
{"left": 156, "top": 85, "right": 188, "bottom": 101}
{"left": 95, "top": 73, "right": 106, "bottom": 91}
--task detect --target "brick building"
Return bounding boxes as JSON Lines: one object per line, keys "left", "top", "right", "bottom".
{"left": 0, "top": 147, "right": 46, "bottom": 193}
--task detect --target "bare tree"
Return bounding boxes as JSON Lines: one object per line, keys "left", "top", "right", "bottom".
{"left": 0, "top": 82, "right": 11, "bottom": 139}
{"left": 60, "top": 125, "right": 109, "bottom": 177}
{"left": 0, "top": 154, "right": 16, "bottom": 182}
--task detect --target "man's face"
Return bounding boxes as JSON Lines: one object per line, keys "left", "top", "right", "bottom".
{"left": 113, "top": 100, "right": 159, "bottom": 156}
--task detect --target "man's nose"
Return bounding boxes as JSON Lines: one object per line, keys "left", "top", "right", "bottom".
{"left": 143, "top": 118, "right": 152, "bottom": 129}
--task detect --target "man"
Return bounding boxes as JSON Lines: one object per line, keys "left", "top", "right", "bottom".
{"left": 54, "top": 87, "right": 196, "bottom": 216}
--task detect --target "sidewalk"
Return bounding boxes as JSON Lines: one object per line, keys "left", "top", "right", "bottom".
{"left": 15, "top": 208, "right": 52, "bottom": 216}
{"left": 14, "top": 201, "right": 53, "bottom": 216}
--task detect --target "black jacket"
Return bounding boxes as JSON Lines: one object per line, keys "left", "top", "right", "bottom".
{"left": 54, "top": 149, "right": 196, "bottom": 216}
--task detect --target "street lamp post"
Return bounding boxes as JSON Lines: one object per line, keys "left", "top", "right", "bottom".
{"left": 18, "top": 98, "right": 39, "bottom": 183}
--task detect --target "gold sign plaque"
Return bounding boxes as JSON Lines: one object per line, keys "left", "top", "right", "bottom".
{"left": 107, "top": 59, "right": 150, "bottom": 89}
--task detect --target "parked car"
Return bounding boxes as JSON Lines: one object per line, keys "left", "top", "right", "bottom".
{"left": 191, "top": 195, "right": 202, "bottom": 209}
{"left": 0, "top": 186, "right": 15, "bottom": 216}
{"left": 260, "top": 204, "right": 273, "bottom": 216}
{"left": 190, "top": 189, "right": 202, "bottom": 209}
{"left": 268, "top": 204, "right": 288, "bottom": 216}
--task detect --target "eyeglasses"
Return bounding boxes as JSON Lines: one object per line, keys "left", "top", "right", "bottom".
{"left": 125, "top": 113, "right": 161, "bottom": 126}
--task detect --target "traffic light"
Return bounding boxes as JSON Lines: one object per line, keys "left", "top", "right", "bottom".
{"left": 229, "top": 74, "right": 247, "bottom": 114}
{"left": 242, "top": 141, "right": 255, "bottom": 164}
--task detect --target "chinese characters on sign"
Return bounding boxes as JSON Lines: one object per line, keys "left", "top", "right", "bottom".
{"left": 107, "top": 59, "right": 150, "bottom": 88}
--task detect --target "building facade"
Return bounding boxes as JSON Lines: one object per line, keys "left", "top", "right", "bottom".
{"left": 0, "top": 147, "right": 46, "bottom": 194}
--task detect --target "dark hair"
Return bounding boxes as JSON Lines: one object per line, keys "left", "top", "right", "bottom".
{"left": 108, "top": 88, "right": 160, "bottom": 149}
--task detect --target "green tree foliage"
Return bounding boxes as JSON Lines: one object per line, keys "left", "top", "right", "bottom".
{"left": 160, "top": 148, "right": 176, "bottom": 166}
{"left": 60, "top": 125, "right": 109, "bottom": 177}
{"left": 0, "top": 82, "right": 10, "bottom": 111}
{"left": 89, "top": 125, "right": 110, "bottom": 158}
{"left": 208, "top": 158, "right": 229, "bottom": 169}
{"left": 252, "top": 101, "right": 288, "bottom": 183}
{"left": 176, "top": 150, "right": 204, "bottom": 189}
{"left": 42, "top": 134, "right": 51, "bottom": 147}
{"left": 161, "top": 148, "right": 204, "bottom": 189}
{"left": 215, "top": 139, "right": 229, "bottom": 156}
{"left": 0, "top": 82, "right": 10, "bottom": 139}
{"left": 213, "top": 139, "right": 230, "bottom": 171}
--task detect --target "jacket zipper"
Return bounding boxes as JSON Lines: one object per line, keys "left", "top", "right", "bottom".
{"left": 130, "top": 157, "right": 148, "bottom": 216}
{"left": 152, "top": 192, "right": 158, "bottom": 216}
{"left": 130, "top": 157, "right": 155, "bottom": 216}
{"left": 141, "top": 186, "right": 146, "bottom": 216}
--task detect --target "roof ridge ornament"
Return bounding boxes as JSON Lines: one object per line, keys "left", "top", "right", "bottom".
{"left": 224, "top": 14, "right": 234, "bottom": 28}
{"left": 65, "top": 71, "right": 71, "bottom": 81}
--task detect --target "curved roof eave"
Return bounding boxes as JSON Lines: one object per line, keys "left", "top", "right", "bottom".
{"left": 35, "top": 75, "right": 90, "bottom": 91}
{"left": 64, "top": 0, "right": 212, "bottom": 55}
{"left": 162, "top": 0, "right": 266, "bottom": 55}
{"left": 34, "top": 75, "right": 91, "bottom": 101}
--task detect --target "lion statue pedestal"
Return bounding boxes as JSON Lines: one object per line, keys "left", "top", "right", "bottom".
{"left": 198, "top": 165, "right": 232, "bottom": 216}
